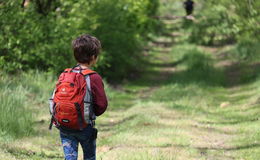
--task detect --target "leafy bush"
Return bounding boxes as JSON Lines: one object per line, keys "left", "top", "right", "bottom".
{"left": 0, "top": 0, "right": 159, "bottom": 80}
{"left": 187, "top": 0, "right": 260, "bottom": 46}
{"left": 232, "top": 39, "right": 260, "bottom": 61}
{"left": 187, "top": 3, "right": 237, "bottom": 45}
{"left": 0, "top": 1, "right": 74, "bottom": 73}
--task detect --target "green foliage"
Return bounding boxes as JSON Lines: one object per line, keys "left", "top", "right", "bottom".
{"left": 232, "top": 0, "right": 260, "bottom": 42}
{"left": 72, "top": 0, "right": 159, "bottom": 79}
{"left": 187, "top": 2, "right": 237, "bottom": 45}
{"left": 0, "top": 0, "right": 159, "bottom": 80}
{"left": 187, "top": 0, "right": 260, "bottom": 46}
{"left": 232, "top": 39, "right": 260, "bottom": 61}
{"left": 0, "top": 1, "right": 75, "bottom": 73}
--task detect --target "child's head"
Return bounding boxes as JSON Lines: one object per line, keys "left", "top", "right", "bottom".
{"left": 72, "top": 34, "right": 101, "bottom": 65}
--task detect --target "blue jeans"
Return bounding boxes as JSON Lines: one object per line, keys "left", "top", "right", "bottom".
{"left": 60, "top": 125, "right": 97, "bottom": 160}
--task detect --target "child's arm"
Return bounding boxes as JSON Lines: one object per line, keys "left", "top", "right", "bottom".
{"left": 90, "top": 73, "right": 108, "bottom": 116}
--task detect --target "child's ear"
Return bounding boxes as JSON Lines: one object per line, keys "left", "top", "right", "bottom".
{"left": 90, "top": 55, "right": 98, "bottom": 65}
{"left": 92, "top": 55, "right": 98, "bottom": 61}
{"left": 91, "top": 55, "right": 96, "bottom": 61}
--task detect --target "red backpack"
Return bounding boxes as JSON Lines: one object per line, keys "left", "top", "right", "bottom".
{"left": 49, "top": 67, "right": 96, "bottom": 131}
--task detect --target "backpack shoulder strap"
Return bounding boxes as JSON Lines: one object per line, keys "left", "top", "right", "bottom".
{"left": 81, "top": 69, "right": 95, "bottom": 93}
{"left": 64, "top": 68, "right": 72, "bottom": 73}
{"left": 81, "top": 69, "right": 96, "bottom": 76}
{"left": 82, "top": 69, "right": 96, "bottom": 123}
{"left": 81, "top": 69, "right": 96, "bottom": 94}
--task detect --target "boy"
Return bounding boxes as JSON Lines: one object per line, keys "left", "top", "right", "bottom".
{"left": 50, "top": 34, "right": 108, "bottom": 160}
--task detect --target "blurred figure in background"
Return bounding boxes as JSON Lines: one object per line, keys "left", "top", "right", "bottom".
{"left": 184, "top": 0, "right": 194, "bottom": 16}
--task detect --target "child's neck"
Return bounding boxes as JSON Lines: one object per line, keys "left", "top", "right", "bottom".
{"left": 79, "top": 63, "right": 91, "bottom": 69}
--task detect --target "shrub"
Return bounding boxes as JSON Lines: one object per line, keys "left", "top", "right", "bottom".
{"left": 0, "top": 0, "right": 159, "bottom": 80}
{"left": 233, "top": 39, "right": 260, "bottom": 61}
{"left": 187, "top": 0, "right": 259, "bottom": 46}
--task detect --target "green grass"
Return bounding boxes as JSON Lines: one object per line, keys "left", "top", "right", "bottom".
{"left": 1, "top": 0, "right": 259, "bottom": 159}
{"left": 95, "top": 43, "right": 260, "bottom": 160}
{"left": 0, "top": 71, "right": 55, "bottom": 139}
{"left": 0, "top": 72, "right": 33, "bottom": 139}
{"left": 0, "top": 43, "right": 260, "bottom": 160}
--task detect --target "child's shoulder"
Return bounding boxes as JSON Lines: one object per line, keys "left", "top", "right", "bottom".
{"left": 89, "top": 72, "right": 105, "bottom": 88}
{"left": 89, "top": 72, "right": 103, "bottom": 81}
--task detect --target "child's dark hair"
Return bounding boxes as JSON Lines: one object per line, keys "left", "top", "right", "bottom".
{"left": 72, "top": 34, "right": 101, "bottom": 64}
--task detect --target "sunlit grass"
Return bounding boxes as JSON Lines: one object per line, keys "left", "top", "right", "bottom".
{"left": 0, "top": 43, "right": 260, "bottom": 160}
{"left": 0, "top": 71, "right": 55, "bottom": 140}
{"left": 0, "top": 73, "right": 33, "bottom": 139}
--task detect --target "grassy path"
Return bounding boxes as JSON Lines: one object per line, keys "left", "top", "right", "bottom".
{"left": 1, "top": 2, "right": 260, "bottom": 159}
{"left": 1, "top": 38, "right": 260, "bottom": 160}
{"left": 1, "top": 25, "right": 259, "bottom": 160}
{"left": 94, "top": 35, "right": 260, "bottom": 159}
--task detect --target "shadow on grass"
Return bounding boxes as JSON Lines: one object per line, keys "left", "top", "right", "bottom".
{"left": 112, "top": 49, "right": 260, "bottom": 114}
{"left": 98, "top": 115, "right": 137, "bottom": 132}
{"left": 133, "top": 55, "right": 226, "bottom": 88}
{"left": 1, "top": 144, "right": 63, "bottom": 159}
{"left": 145, "top": 58, "right": 185, "bottom": 68}
{"left": 201, "top": 117, "right": 260, "bottom": 125}
{"left": 133, "top": 51, "right": 260, "bottom": 89}
{"left": 165, "top": 103, "right": 259, "bottom": 126}
{"left": 196, "top": 143, "right": 260, "bottom": 151}
{"left": 224, "top": 62, "right": 260, "bottom": 87}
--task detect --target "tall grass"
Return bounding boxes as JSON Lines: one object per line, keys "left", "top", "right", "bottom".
{"left": 0, "top": 71, "right": 55, "bottom": 139}
{"left": 0, "top": 74, "right": 33, "bottom": 139}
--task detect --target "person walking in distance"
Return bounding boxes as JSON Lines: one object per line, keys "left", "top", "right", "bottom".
{"left": 184, "top": 0, "right": 194, "bottom": 16}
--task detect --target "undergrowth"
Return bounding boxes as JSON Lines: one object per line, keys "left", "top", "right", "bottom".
{"left": 0, "top": 71, "right": 55, "bottom": 139}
